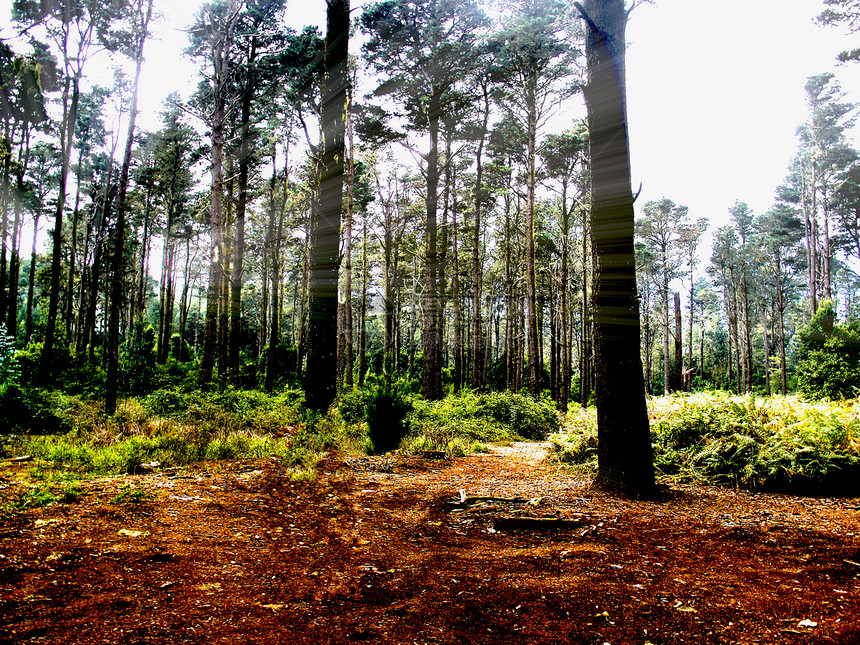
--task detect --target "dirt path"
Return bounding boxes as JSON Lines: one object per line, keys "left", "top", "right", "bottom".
{"left": 1, "top": 444, "right": 859, "bottom": 644}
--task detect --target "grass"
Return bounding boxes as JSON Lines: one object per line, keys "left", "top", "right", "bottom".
{"left": 551, "top": 392, "right": 860, "bottom": 495}
{"left": 2, "top": 386, "right": 561, "bottom": 493}
{"left": 1, "top": 387, "right": 353, "bottom": 486}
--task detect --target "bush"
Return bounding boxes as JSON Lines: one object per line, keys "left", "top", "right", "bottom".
{"left": 338, "top": 388, "right": 370, "bottom": 424}
{"left": 409, "top": 391, "right": 559, "bottom": 443}
{"left": 796, "top": 301, "right": 860, "bottom": 400}
{"left": 367, "top": 386, "right": 412, "bottom": 454}
{"left": 551, "top": 392, "right": 860, "bottom": 495}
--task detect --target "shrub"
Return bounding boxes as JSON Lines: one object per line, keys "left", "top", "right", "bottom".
{"left": 795, "top": 301, "right": 860, "bottom": 400}
{"left": 551, "top": 392, "right": 860, "bottom": 495}
{"left": 409, "top": 391, "right": 559, "bottom": 443}
{"left": 367, "top": 387, "right": 412, "bottom": 454}
{"left": 338, "top": 388, "right": 370, "bottom": 425}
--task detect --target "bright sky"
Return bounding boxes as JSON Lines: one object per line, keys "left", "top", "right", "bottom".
{"left": 626, "top": 0, "right": 860, "bottom": 226}
{"left": 4, "top": 0, "right": 860, "bottom": 232}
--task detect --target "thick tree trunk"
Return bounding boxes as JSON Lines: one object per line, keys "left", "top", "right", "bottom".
{"left": 471, "top": 83, "right": 490, "bottom": 391}
{"left": 341, "top": 101, "right": 356, "bottom": 389}
{"left": 358, "top": 213, "right": 368, "bottom": 387}
{"left": 576, "top": 0, "right": 655, "bottom": 496}
{"left": 229, "top": 36, "right": 257, "bottom": 381}
{"left": 305, "top": 0, "right": 348, "bottom": 411}
{"left": 40, "top": 77, "right": 79, "bottom": 380}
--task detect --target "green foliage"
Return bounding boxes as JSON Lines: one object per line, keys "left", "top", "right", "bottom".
{"left": 406, "top": 391, "right": 559, "bottom": 458}
{"left": 9, "top": 486, "right": 57, "bottom": 511}
{"left": 6, "top": 387, "right": 315, "bottom": 478}
{"left": 549, "top": 407, "right": 598, "bottom": 472}
{"left": 122, "top": 325, "right": 157, "bottom": 396}
{"left": 410, "top": 390, "right": 559, "bottom": 443}
{"left": 796, "top": 302, "right": 860, "bottom": 400}
{"left": 551, "top": 392, "right": 860, "bottom": 494}
{"left": 337, "top": 388, "right": 370, "bottom": 424}
{"left": 0, "top": 341, "right": 70, "bottom": 434}
{"left": 111, "top": 486, "right": 148, "bottom": 504}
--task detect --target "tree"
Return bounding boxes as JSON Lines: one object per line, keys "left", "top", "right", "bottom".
{"left": 0, "top": 42, "right": 49, "bottom": 339}
{"left": 104, "top": 0, "right": 154, "bottom": 415}
{"left": 12, "top": 0, "right": 126, "bottom": 380}
{"left": 541, "top": 125, "right": 589, "bottom": 409}
{"left": 677, "top": 216, "right": 708, "bottom": 389}
{"left": 305, "top": 0, "right": 349, "bottom": 411}
{"left": 361, "top": 0, "right": 487, "bottom": 400}
{"left": 755, "top": 204, "right": 803, "bottom": 395}
{"left": 818, "top": 0, "right": 860, "bottom": 62}
{"left": 188, "top": 0, "right": 241, "bottom": 389}
{"left": 637, "top": 197, "right": 689, "bottom": 394}
{"left": 796, "top": 73, "right": 856, "bottom": 308}
{"left": 574, "top": 0, "right": 655, "bottom": 496}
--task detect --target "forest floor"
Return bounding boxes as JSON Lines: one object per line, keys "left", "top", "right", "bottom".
{"left": 1, "top": 442, "right": 859, "bottom": 645}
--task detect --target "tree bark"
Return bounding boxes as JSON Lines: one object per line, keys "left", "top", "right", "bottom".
{"left": 673, "top": 291, "right": 682, "bottom": 391}
{"left": 525, "top": 70, "right": 540, "bottom": 395}
{"left": 305, "top": 0, "right": 349, "bottom": 411}
{"left": 198, "top": 1, "right": 235, "bottom": 389}
{"left": 421, "top": 87, "right": 444, "bottom": 400}
{"left": 576, "top": 0, "right": 655, "bottom": 496}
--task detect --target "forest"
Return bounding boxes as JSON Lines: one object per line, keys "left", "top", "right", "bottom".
{"left": 0, "top": 0, "right": 858, "bottom": 483}
{"left": 1, "top": 1, "right": 860, "bottom": 643}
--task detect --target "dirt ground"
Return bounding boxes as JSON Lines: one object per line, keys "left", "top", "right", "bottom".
{"left": 1, "top": 442, "right": 859, "bottom": 645}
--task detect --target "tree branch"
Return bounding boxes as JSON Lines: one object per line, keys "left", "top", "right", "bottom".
{"left": 573, "top": 2, "right": 598, "bottom": 33}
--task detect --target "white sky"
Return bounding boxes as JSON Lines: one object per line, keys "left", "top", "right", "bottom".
{"left": 626, "top": 0, "right": 860, "bottom": 226}
{"left": 4, "top": 0, "right": 860, "bottom": 233}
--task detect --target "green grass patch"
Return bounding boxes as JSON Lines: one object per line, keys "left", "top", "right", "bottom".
{"left": 551, "top": 392, "right": 860, "bottom": 495}
{"left": 110, "top": 486, "right": 149, "bottom": 504}
{"left": 2, "top": 387, "right": 349, "bottom": 483}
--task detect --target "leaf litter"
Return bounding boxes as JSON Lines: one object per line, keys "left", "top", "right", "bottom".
{"left": 0, "top": 441, "right": 858, "bottom": 643}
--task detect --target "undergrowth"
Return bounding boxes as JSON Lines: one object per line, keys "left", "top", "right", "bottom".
{"left": 405, "top": 390, "right": 559, "bottom": 455}
{"left": 551, "top": 392, "right": 860, "bottom": 495}
{"left": 1, "top": 387, "right": 352, "bottom": 484}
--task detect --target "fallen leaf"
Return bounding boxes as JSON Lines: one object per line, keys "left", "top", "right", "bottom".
{"left": 118, "top": 529, "right": 150, "bottom": 538}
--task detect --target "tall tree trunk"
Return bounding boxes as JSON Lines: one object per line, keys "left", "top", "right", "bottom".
{"left": 40, "top": 76, "right": 79, "bottom": 380}
{"left": 451, "top": 187, "right": 462, "bottom": 394}
{"left": 7, "top": 139, "right": 29, "bottom": 338}
{"left": 687, "top": 278, "right": 695, "bottom": 390}
{"left": 305, "top": 0, "right": 349, "bottom": 411}
{"left": 341, "top": 95, "right": 356, "bottom": 389}
{"left": 358, "top": 210, "right": 368, "bottom": 387}
{"left": 801, "top": 167, "right": 818, "bottom": 315}
{"left": 525, "top": 71, "right": 540, "bottom": 395}
{"left": 106, "top": 0, "right": 153, "bottom": 415}
{"left": 471, "top": 82, "right": 490, "bottom": 391}
{"left": 198, "top": 4, "right": 234, "bottom": 389}
{"left": 763, "top": 304, "right": 771, "bottom": 396}
{"left": 25, "top": 209, "right": 41, "bottom": 344}
{"left": 662, "top": 277, "right": 670, "bottom": 395}
{"left": 421, "top": 87, "right": 443, "bottom": 400}
{"left": 229, "top": 36, "right": 257, "bottom": 381}
{"left": 673, "top": 291, "right": 682, "bottom": 391}
{"left": 576, "top": 0, "right": 655, "bottom": 496}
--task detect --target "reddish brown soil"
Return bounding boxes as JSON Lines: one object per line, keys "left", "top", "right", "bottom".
{"left": 1, "top": 443, "right": 859, "bottom": 644}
